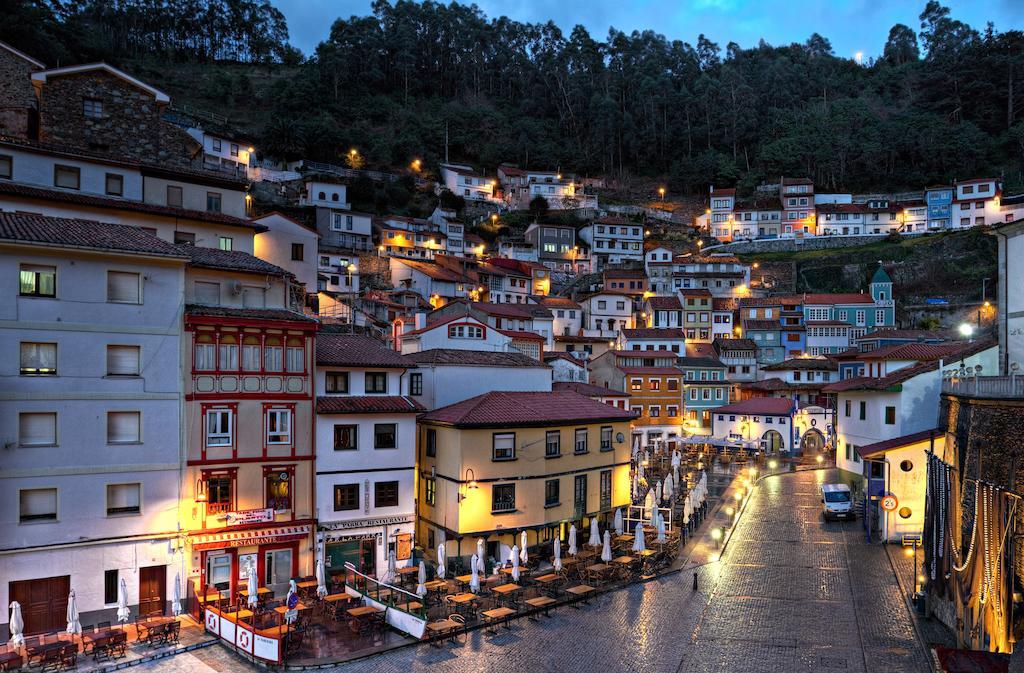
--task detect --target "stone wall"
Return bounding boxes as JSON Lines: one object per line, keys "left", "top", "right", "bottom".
{"left": 37, "top": 70, "right": 197, "bottom": 167}
{"left": 0, "top": 46, "right": 41, "bottom": 138}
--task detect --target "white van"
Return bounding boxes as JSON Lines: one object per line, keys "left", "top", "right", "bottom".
{"left": 821, "top": 483, "right": 854, "bottom": 521}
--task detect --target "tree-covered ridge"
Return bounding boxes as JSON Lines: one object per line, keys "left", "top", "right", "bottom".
{"left": 4, "top": 1, "right": 1023, "bottom": 194}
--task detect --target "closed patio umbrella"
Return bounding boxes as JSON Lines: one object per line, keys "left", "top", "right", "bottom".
{"left": 683, "top": 493, "right": 692, "bottom": 525}
{"left": 8, "top": 601, "right": 24, "bottom": 647}
{"left": 316, "top": 559, "right": 328, "bottom": 598}
{"left": 285, "top": 580, "right": 298, "bottom": 624}
{"left": 66, "top": 589, "right": 81, "bottom": 635}
{"left": 172, "top": 574, "right": 182, "bottom": 616}
{"left": 247, "top": 566, "right": 259, "bottom": 608}
{"left": 588, "top": 518, "right": 600, "bottom": 546}
{"left": 656, "top": 516, "right": 667, "bottom": 543}
{"left": 568, "top": 524, "right": 578, "bottom": 556}
{"left": 436, "top": 543, "right": 446, "bottom": 580}
{"left": 613, "top": 508, "right": 623, "bottom": 536}
{"left": 601, "top": 530, "right": 612, "bottom": 563}
{"left": 116, "top": 578, "right": 130, "bottom": 625}
{"left": 632, "top": 522, "right": 646, "bottom": 554}
{"left": 510, "top": 545, "right": 521, "bottom": 582}
{"left": 387, "top": 549, "right": 397, "bottom": 583}
{"left": 415, "top": 561, "right": 427, "bottom": 597}
{"left": 520, "top": 531, "right": 529, "bottom": 564}
{"left": 477, "top": 538, "right": 486, "bottom": 572}
{"left": 664, "top": 473, "right": 674, "bottom": 499}
{"left": 552, "top": 537, "right": 562, "bottom": 571}
{"left": 655, "top": 480, "right": 663, "bottom": 504}
{"left": 470, "top": 554, "right": 481, "bottom": 593}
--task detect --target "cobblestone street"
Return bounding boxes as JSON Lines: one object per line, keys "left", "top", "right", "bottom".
{"left": 134, "top": 468, "right": 934, "bottom": 673}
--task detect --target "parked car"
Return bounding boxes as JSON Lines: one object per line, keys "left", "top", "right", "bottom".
{"left": 821, "top": 483, "right": 854, "bottom": 521}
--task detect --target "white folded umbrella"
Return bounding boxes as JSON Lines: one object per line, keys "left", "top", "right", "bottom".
{"left": 416, "top": 561, "right": 427, "bottom": 597}
{"left": 664, "top": 473, "right": 674, "bottom": 498}
{"left": 247, "top": 566, "right": 259, "bottom": 608}
{"left": 520, "top": 531, "right": 529, "bottom": 564}
{"left": 552, "top": 537, "right": 562, "bottom": 571}
{"left": 683, "top": 493, "right": 692, "bottom": 524}
{"left": 656, "top": 480, "right": 663, "bottom": 504}
{"left": 601, "top": 530, "right": 612, "bottom": 563}
{"left": 285, "top": 580, "right": 298, "bottom": 624}
{"left": 66, "top": 589, "right": 81, "bottom": 635}
{"left": 632, "top": 521, "right": 646, "bottom": 553}
{"left": 588, "top": 518, "right": 600, "bottom": 546}
{"left": 8, "top": 601, "right": 24, "bottom": 647}
{"left": 568, "top": 524, "right": 578, "bottom": 556}
{"left": 656, "top": 516, "right": 667, "bottom": 543}
{"left": 387, "top": 549, "right": 397, "bottom": 583}
{"left": 613, "top": 508, "right": 623, "bottom": 535}
{"left": 510, "top": 545, "right": 521, "bottom": 582}
{"left": 316, "top": 559, "right": 328, "bottom": 598}
{"left": 477, "top": 538, "right": 485, "bottom": 563}
{"left": 116, "top": 578, "right": 131, "bottom": 624}
{"left": 436, "top": 543, "right": 446, "bottom": 580}
{"left": 172, "top": 574, "right": 182, "bottom": 617}
{"left": 470, "top": 554, "right": 481, "bottom": 593}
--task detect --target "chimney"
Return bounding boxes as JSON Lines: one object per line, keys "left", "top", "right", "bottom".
{"left": 414, "top": 312, "right": 427, "bottom": 331}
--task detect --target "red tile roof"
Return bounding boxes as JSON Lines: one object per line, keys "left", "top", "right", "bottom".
{"left": 762, "top": 358, "right": 837, "bottom": 371}
{"left": 534, "top": 296, "right": 581, "bottom": 309}
{"left": 742, "top": 320, "right": 783, "bottom": 330}
{"left": 552, "top": 381, "right": 630, "bottom": 398}
{"left": 179, "top": 245, "right": 289, "bottom": 276}
{"left": 857, "top": 328, "right": 954, "bottom": 342}
{"left": 713, "top": 338, "right": 757, "bottom": 351}
{"left": 404, "top": 349, "right": 547, "bottom": 367}
{"left": 316, "top": 395, "right": 423, "bottom": 414}
{"left": 687, "top": 343, "right": 716, "bottom": 358}
{"left": 679, "top": 289, "right": 713, "bottom": 297}
{"left": 500, "top": 328, "right": 545, "bottom": 342}
{"left": 713, "top": 398, "right": 794, "bottom": 415}
{"left": 185, "top": 304, "right": 316, "bottom": 324}
{"left": 710, "top": 187, "right": 736, "bottom": 196}
{"left": 645, "top": 296, "right": 682, "bottom": 310}
{"left": 420, "top": 391, "right": 637, "bottom": 427}
{"left": 614, "top": 349, "right": 679, "bottom": 357}
{"left": 470, "top": 301, "right": 552, "bottom": 319}
{"left": 857, "top": 428, "right": 941, "bottom": 460}
{"left": 0, "top": 212, "right": 185, "bottom": 257}
{"left": 781, "top": 177, "right": 814, "bottom": 186}
{"left": 856, "top": 342, "right": 969, "bottom": 362}
{"left": 394, "top": 258, "right": 473, "bottom": 283}
{"left": 317, "top": 334, "right": 408, "bottom": 367}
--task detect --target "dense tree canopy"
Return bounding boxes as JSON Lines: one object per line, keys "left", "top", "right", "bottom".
{"left": 5, "top": 0, "right": 1024, "bottom": 193}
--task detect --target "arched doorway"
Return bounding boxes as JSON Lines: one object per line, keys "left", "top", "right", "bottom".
{"left": 762, "top": 430, "right": 784, "bottom": 454}
{"left": 800, "top": 429, "right": 826, "bottom": 454}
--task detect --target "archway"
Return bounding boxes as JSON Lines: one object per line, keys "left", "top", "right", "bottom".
{"left": 800, "top": 429, "right": 826, "bottom": 455}
{"left": 762, "top": 429, "right": 784, "bottom": 454}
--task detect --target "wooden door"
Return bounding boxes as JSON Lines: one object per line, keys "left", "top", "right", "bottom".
{"left": 9, "top": 576, "right": 69, "bottom": 635}
{"left": 138, "top": 566, "right": 165, "bottom": 617}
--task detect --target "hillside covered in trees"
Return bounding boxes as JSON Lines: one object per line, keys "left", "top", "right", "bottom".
{"left": 4, "top": 0, "right": 1024, "bottom": 195}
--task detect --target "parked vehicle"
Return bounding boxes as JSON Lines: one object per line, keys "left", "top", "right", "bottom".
{"left": 821, "top": 483, "right": 854, "bottom": 521}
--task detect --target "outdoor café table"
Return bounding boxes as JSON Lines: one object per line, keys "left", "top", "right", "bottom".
{"left": 524, "top": 596, "right": 557, "bottom": 620}
{"left": 324, "top": 593, "right": 350, "bottom": 602}
{"left": 347, "top": 606, "right": 383, "bottom": 618}
{"left": 0, "top": 650, "right": 23, "bottom": 671}
{"left": 223, "top": 608, "right": 254, "bottom": 620}
{"left": 447, "top": 592, "right": 477, "bottom": 607}
{"left": 395, "top": 601, "right": 422, "bottom": 612}
{"left": 611, "top": 556, "right": 635, "bottom": 565}
{"left": 454, "top": 574, "right": 474, "bottom": 587}
{"left": 565, "top": 584, "right": 596, "bottom": 607}
{"left": 274, "top": 602, "right": 308, "bottom": 617}
{"left": 585, "top": 563, "right": 612, "bottom": 582}
{"left": 534, "top": 573, "right": 561, "bottom": 585}
{"left": 296, "top": 580, "right": 317, "bottom": 589}
{"left": 239, "top": 587, "right": 271, "bottom": 603}
{"left": 259, "top": 624, "right": 290, "bottom": 637}
{"left": 425, "top": 618, "right": 461, "bottom": 646}
{"left": 481, "top": 607, "right": 517, "bottom": 634}
{"left": 396, "top": 566, "right": 419, "bottom": 585}
{"left": 490, "top": 583, "right": 521, "bottom": 606}
{"left": 25, "top": 639, "right": 67, "bottom": 665}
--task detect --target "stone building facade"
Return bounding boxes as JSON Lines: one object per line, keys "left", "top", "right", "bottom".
{"left": 0, "top": 41, "right": 43, "bottom": 138}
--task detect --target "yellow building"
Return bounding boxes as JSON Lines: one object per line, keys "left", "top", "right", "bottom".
{"left": 417, "top": 391, "right": 636, "bottom": 566}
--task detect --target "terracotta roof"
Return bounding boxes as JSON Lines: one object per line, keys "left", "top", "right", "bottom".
{"left": 679, "top": 289, "right": 713, "bottom": 297}
{"left": 678, "top": 356, "right": 726, "bottom": 369}
{"left": 710, "top": 187, "right": 736, "bottom": 196}
{"left": 762, "top": 358, "right": 837, "bottom": 371}
{"left": 604, "top": 268, "right": 647, "bottom": 279}
{"left": 0, "top": 181, "right": 259, "bottom": 229}
{"left": 857, "top": 328, "right": 954, "bottom": 342}
{"left": 500, "top": 329, "right": 545, "bottom": 341}
{"left": 594, "top": 216, "right": 632, "bottom": 225}
{"left": 802, "top": 293, "right": 875, "bottom": 305}
{"left": 619, "top": 367, "right": 681, "bottom": 375}
{"left": 555, "top": 334, "right": 617, "bottom": 344}
{"left": 534, "top": 296, "right": 581, "bottom": 309}
{"left": 0, "top": 212, "right": 185, "bottom": 257}
{"left": 781, "top": 177, "right": 814, "bottom": 186}
{"left": 856, "top": 342, "right": 970, "bottom": 362}
{"left": 184, "top": 304, "right": 316, "bottom": 323}
{"left": 316, "top": 395, "right": 423, "bottom": 414}
{"left": 713, "top": 298, "right": 738, "bottom": 311}
{"left": 646, "top": 296, "right": 682, "bottom": 310}
{"left": 621, "top": 328, "right": 687, "bottom": 340}
{"left": 393, "top": 258, "right": 473, "bottom": 283}
{"left": 743, "top": 320, "right": 782, "bottom": 330}
{"left": 552, "top": 381, "right": 630, "bottom": 398}
{"left": 738, "top": 296, "right": 791, "bottom": 308}
{"left": 317, "top": 334, "right": 408, "bottom": 367}
{"left": 470, "top": 301, "right": 552, "bottom": 319}
{"left": 420, "top": 391, "right": 637, "bottom": 427}
{"left": 955, "top": 177, "right": 999, "bottom": 185}
{"left": 830, "top": 347, "right": 863, "bottom": 361}
{"left": 823, "top": 361, "right": 936, "bottom": 392}
{"left": 543, "top": 352, "right": 587, "bottom": 367}
{"left": 178, "top": 245, "right": 289, "bottom": 275}
{"left": 713, "top": 398, "right": 794, "bottom": 415}
{"left": 714, "top": 338, "right": 757, "bottom": 351}
{"left": 857, "top": 429, "right": 941, "bottom": 460}
{"left": 687, "top": 343, "right": 716, "bottom": 358}
{"left": 404, "top": 349, "right": 548, "bottom": 368}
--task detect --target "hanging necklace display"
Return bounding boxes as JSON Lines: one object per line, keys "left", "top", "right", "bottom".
{"left": 949, "top": 479, "right": 979, "bottom": 574}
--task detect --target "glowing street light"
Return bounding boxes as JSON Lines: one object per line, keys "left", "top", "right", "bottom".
{"left": 658, "top": 186, "right": 666, "bottom": 201}
{"left": 815, "top": 454, "right": 824, "bottom": 465}
{"left": 959, "top": 323, "right": 975, "bottom": 338}
{"left": 410, "top": 158, "right": 421, "bottom": 171}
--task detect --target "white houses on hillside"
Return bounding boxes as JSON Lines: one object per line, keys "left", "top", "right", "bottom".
{"left": 252, "top": 211, "right": 319, "bottom": 292}
{"left": 439, "top": 163, "right": 499, "bottom": 202}
{"left": 402, "top": 349, "right": 552, "bottom": 410}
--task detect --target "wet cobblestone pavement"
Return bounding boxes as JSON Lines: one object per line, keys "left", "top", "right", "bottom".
{"left": 133, "top": 468, "right": 936, "bottom": 673}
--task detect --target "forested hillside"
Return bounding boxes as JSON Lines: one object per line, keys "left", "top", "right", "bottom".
{"left": 4, "top": 0, "right": 1024, "bottom": 195}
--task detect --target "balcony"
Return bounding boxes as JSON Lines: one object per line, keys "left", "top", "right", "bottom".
{"left": 942, "top": 374, "right": 1024, "bottom": 399}
{"left": 193, "top": 373, "right": 309, "bottom": 395}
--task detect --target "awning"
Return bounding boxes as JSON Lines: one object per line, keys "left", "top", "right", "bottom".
{"left": 191, "top": 523, "right": 312, "bottom": 551}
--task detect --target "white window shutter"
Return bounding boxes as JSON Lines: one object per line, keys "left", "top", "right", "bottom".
{"left": 107, "top": 271, "right": 140, "bottom": 303}
{"left": 19, "top": 413, "right": 56, "bottom": 446}
{"left": 107, "top": 411, "right": 140, "bottom": 443}
{"left": 21, "top": 488, "right": 57, "bottom": 517}
{"left": 107, "top": 484, "right": 140, "bottom": 512}
{"left": 107, "top": 345, "right": 140, "bottom": 375}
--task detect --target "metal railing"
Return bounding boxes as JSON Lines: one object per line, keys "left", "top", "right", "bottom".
{"left": 342, "top": 562, "right": 427, "bottom": 620}
{"left": 942, "top": 375, "right": 1024, "bottom": 399}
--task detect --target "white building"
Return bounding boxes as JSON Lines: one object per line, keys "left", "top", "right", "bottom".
{"left": 438, "top": 163, "right": 498, "bottom": 202}
{"left": 709, "top": 398, "right": 830, "bottom": 455}
{"left": 583, "top": 292, "right": 635, "bottom": 335}
{"left": 544, "top": 352, "right": 589, "bottom": 382}
{"left": 252, "top": 211, "right": 319, "bottom": 292}
{"left": 185, "top": 128, "right": 254, "bottom": 177}
{"left": 953, "top": 178, "right": 1002, "bottom": 228}
{"left": 0, "top": 214, "right": 186, "bottom": 635}
{"left": 314, "top": 334, "right": 421, "bottom": 578}
{"left": 402, "top": 349, "right": 552, "bottom": 409}
{"left": 532, "top": 296, "right": 583, "bottom": 338}
{"left": 578, "top": 217, "right": 644, "bottom": 269}
{"left": 618, "top": 327, "right": 687, "bottom": 354}
{"left": 644, "top": 246, "right": 675, "bottom": 295}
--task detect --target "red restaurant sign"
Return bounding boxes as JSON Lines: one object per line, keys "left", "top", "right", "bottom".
{"left": 192, "top": 524, "right": 311, "bottom": 551}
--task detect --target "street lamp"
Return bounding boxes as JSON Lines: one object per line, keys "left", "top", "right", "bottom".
{"left": 658, "top": 187, "right": 666, "bottom": 201}
{"left": 959, "top": 323, "right": 974, "bottom": 338}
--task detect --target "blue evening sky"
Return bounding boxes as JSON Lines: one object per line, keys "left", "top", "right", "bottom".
{"left": 275, "top": 0, "right": 1021, "bottom": 60}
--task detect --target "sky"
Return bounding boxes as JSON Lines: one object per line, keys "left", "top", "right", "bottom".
{"left": 275, "top": 0, "right": 1022, "bottom": 60}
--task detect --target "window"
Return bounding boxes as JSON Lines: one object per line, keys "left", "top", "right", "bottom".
{"left": 20, "top": 342, "right": 56, "bottom": 375}
{"left": 81, "top": 97, "right": 104, "bottom": 118}
{"left": 104, "top": 570, "right": 119, "bottom": 604}
{"left": 575, "top": 428, "right": 588, "bottom": 453}
{"left": 107, "top": 411, "right": 141, "bottom": 444}
{"left": 374, "top": 423, "right": 397, "bottom": 449}
{"left": 0, "top": 154, "right": 11, "bottom": 178}
{"left": 600, "top": 426, "right": 613, "bottom": 451}
{"left": 19, "top": 412, "right": 57, "bottom": 447}
{"left": 425, "top": 428, "right": 436, "bottom": 457}
{"left": 106, "top": 483, "right": 140, "bottom": 516}
{"left": 266, "top": 470, "right": 292, "bottom": 510}
{"left": 374, "top": 481, "right": 399, "bottom": 507}
{"left": 334, "top": 484, "right": 359, "bottom": 511}
{"left": 574, "top": 475, "right": 587, "bottom": 513}
{"left": 285, "top": 337, "right": 304, "bottom": 372}
{"left": 291, "top": 243, "right": 304, "bottom": 261}
{"left": 630, "top": 378, "right": 642, "bottom": 391}
{"left": 545, "top": 479, "right": 560, "bottom": 507}
{"left": 230, "top": 143, "right": 239, "bottom": 157}
{"left": 492, "top": 483, "right": 515, "bottom": 512}
{"left": 194, "top": 334, "right": 216, "bottom": 370}
{"left": 206, "top": 192, "right": 222, "bottom": 212}
{"left": 107, "top": 271, "right": 141, "bottom": 303}
{"left": 242, "top": 335, "right": 260, "bottom": 370}
{"left": 492, "top": 433, "right": 515, "bottom": 461}
{"left": 667, "top": 405, "right": 679, "bottom": 417}
{"left": 859, "top": 401, "right": 866, "bottom": 421}
{"left": 206, "top": 409, "right": 232, "bottom": 447}
{"left": 218, "top": 334, "right": 238, "bottom": 371}
{"left": 266, "top": 409, "right": 291, "bottom": 444}
{"left": 326, "top": 371, "right": 349, "bottom": 393}
{"left": 884, "top": 406, "right": 896, "bottom": 425}
{"left": 54, "top": 165, "right": 80, "bottom": 189}
{"left": 448, "top": 324, "right": 483, "bottom": 339}
{"left": 410, "top": 372, "right": 423, "bottom": 395}
{"left": 206, "top": 474, "right": 232, "bottom": 510}
{"left": 650, "top": 406, "right": 661, "bottom": 418}
{"left": 546, "top": 430, "right": 561, "bottom": 457}
{"left": 365, "top": 372, "right": 388, "bottom": 394}
{"left": 105, "top": 173, "right": 123, "bottom": 196}
{"left": 194, "top": 281, "right": 219, "bottom": 305}
{"left": 600, "top": 470, "right": 612, "bottom": 510}
{"left": 19, "top": 264, "right": 56, "bottom": 297}
{"left": 20, "top": 488, "right": 57, "bottom": 522}
{"left": 900, "top": 459, "right": 914, "bottom": 472}
{"left": 333, "top": 424, "right": 357, "bottom": 450}
{"left": 167, "top": 185, "right": 183, "bottom": 207}
{"left": 263, "top": 336, "right": 283, "bottom": 371}
{"left": 649, "top": 379, "right": 660, "bottom": 391}
{"left": 667, "top": 379, "right": 679, "bottom": 391}
{"left": 219, "top": 237, "right": 233, "bottom": 251}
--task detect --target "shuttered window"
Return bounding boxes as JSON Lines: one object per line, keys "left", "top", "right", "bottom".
{"left": 242, "top": 286, "right": 265, "bottom": 308}
{"left": 194, "top": 281, "right": 220, "bottom": 305}
{"left": 20, "top": 342, "right": 57, "bottom": 375}
{"left": 106, "top": 345, "right": 140, "bottom": 376}
{"left": 107, "top": 271, "right": 140, "bottom": 303}
{"left": 19, "top": 412, "right": 56, "bottom": 447}
{"left": 106, "top": 483, "right": 141, "bottom": 516}
{"left": 107, "top": 411, "right": 141, "bottom": 444}
{"left": 20, "top": 488, "right": 57, "bottom": 522}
